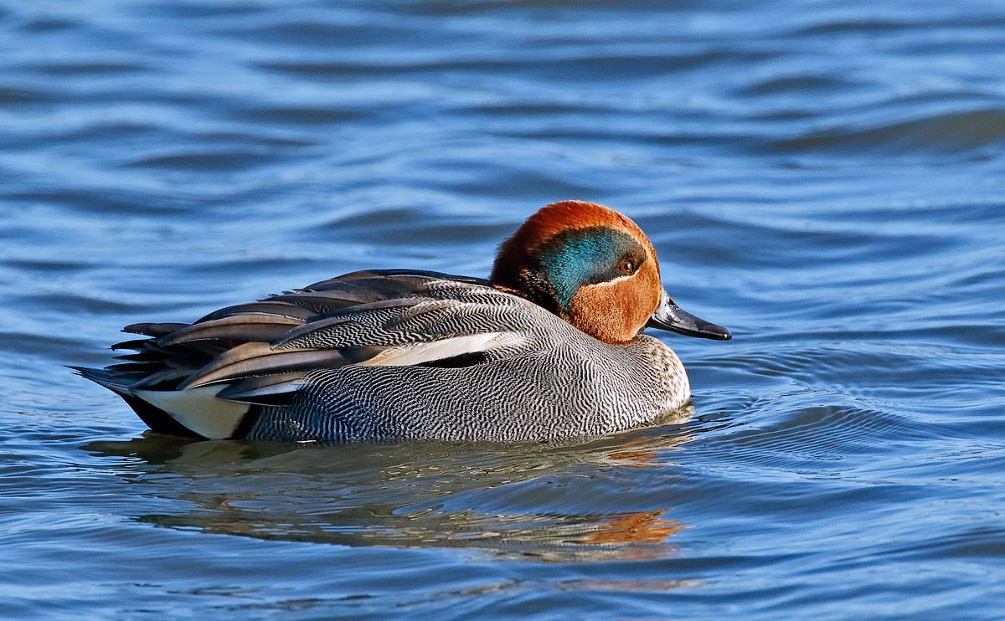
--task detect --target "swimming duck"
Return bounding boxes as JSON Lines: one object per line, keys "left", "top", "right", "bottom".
{"left": 76, "top": 201, "right": 730, "bottom": 442}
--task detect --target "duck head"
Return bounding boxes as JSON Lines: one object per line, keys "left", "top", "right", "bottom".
{"left": 491, "top": 200, "right": 731, "bottom": 344}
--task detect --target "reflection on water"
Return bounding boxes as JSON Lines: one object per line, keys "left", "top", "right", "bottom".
{"left": 85, "top": 409, "right": 695, "bottom": 563}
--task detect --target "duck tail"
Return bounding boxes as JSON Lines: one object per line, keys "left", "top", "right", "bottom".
{"left": 70, "top": 366, "right": 204, "bottom": 438}
{"left": 69, "top": 366, "right": 132, "bottom": 394}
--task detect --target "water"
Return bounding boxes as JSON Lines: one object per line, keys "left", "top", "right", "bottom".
{"left": 2, "top": 0, "right": 1004, "bottom": 617}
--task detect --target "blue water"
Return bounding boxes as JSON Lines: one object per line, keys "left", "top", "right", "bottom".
{"left": 2, "top": 1, "right": 1005, "bottom": 618}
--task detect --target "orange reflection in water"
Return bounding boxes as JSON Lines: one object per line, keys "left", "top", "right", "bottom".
{"left": 583, "top": 510, "right": 685, "bottom": 546}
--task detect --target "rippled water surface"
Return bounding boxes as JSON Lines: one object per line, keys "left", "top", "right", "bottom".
{"left": 2, "top": 1, "right": 1004, "bottom": 618}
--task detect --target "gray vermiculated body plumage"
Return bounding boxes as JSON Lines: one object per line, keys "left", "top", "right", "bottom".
{"left": 247, "top": 276, "right": 689, "bottom": 442}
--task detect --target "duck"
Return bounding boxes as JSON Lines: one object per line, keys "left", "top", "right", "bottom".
{"left": 75, "top": 200, "right": 730, "bottom": 442}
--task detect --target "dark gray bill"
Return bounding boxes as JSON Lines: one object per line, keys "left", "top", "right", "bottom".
{"left": 647, "top": 290, "right": 731, "bottom": 340}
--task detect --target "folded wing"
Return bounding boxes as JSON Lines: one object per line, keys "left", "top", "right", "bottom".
{"left": 81, "top": 271, "right": 533, "bottom": 414}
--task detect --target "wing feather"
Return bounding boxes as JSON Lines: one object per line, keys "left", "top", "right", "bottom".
{"left": 92, "top": 270, "right": 535, "bottom": 403}
{"left": 196, "top": 301, "right": 317, "bottom": 323}
{"left": 123, "top": 322, "right": 189, "bottom": 337}
{"left": 159, "top": 314, "right": 304, "bottom": 347}
{"left": 214, "top": 372, "right": 309, "bottom": 405}
{"left": 180, "top": 343, "right": 352, "bottom": 389}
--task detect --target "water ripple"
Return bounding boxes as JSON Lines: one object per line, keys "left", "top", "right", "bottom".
{"left": 768, "top": 108, "right": 1005, "bottom": 156}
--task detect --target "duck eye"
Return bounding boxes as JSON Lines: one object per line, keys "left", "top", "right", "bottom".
{"left": 618, "top": 259, "right": 635, "bottom": 275}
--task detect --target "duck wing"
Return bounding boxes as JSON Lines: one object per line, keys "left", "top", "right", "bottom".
{"left": 78, "top": 270, "right": 536, "bottom": 413}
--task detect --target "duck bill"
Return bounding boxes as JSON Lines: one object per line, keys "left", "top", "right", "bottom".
{"left": 647, "top": 290, "right": 731, "bottom": 340}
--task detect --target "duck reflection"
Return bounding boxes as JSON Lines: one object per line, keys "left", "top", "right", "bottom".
{"left": 84, "top": 406, "right": 696, "bottom": 562}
